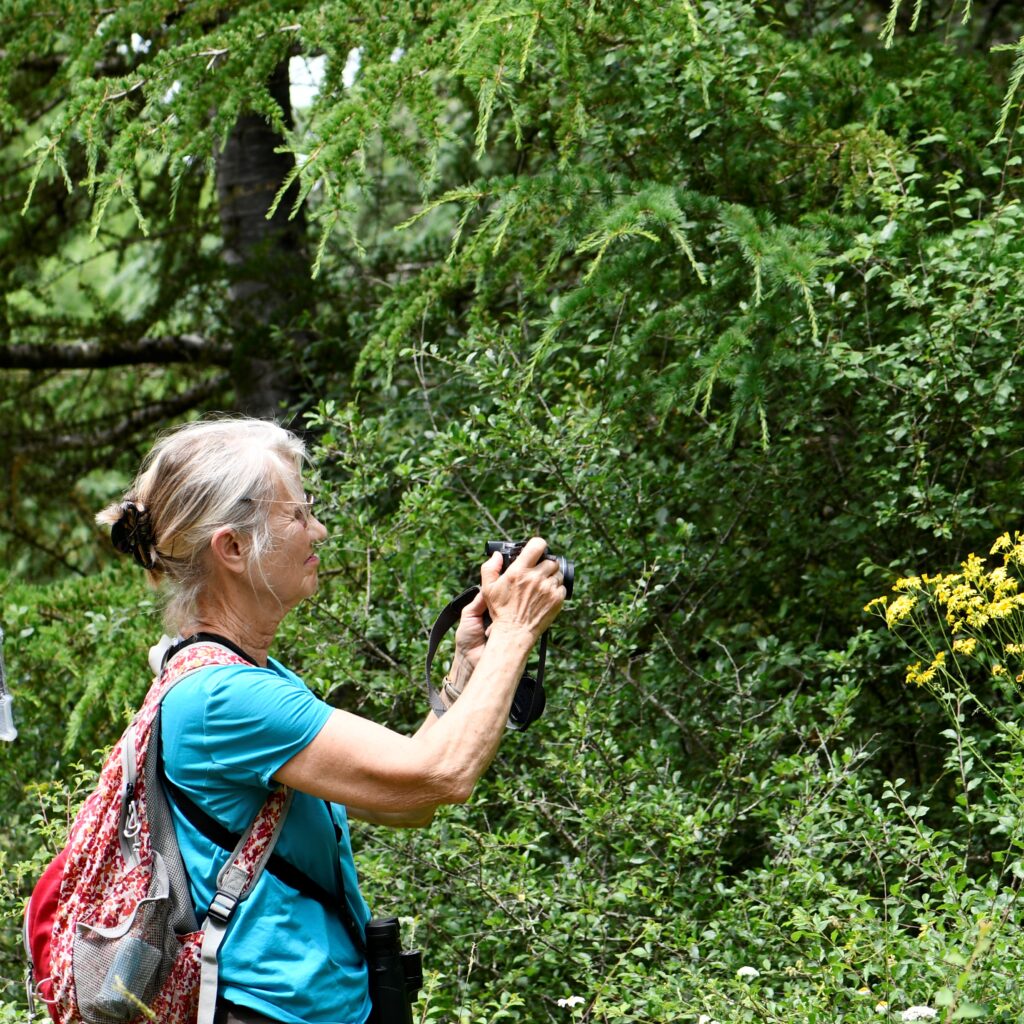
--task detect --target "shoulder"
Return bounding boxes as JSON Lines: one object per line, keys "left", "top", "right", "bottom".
{"left": 163, "top": 660, "right": 331, "bottom": 789}
{"left": 162, "top": 657, "right": 317, "bottom": 724}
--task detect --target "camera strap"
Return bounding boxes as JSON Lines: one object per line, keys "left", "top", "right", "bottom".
{"left": 425, "top": 587, "right": 547, "bottom": 731}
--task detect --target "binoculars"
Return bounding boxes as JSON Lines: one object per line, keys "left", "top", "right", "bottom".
{"left": 366, "top": 917, "right": 422, "bottom": 1024}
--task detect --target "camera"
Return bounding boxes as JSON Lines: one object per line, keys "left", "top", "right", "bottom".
{"left": 366, "top": 917, "right": 422, "bottom": 1024}
{"left": 484, "top": 540, "right": 575, "bottom": 599}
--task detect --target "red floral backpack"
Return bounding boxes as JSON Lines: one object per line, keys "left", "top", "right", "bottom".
{"left": 23, "top": 642, "right": 292, "bottom": 1024}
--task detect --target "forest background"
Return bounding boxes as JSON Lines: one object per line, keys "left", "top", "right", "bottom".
{"left": 4, "top": 0, "right": 1024, "bottom": 1020}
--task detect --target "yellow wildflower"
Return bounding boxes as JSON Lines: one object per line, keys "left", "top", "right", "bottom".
{"left": 952, "top": 637, "right": 977, "bottom": 656}
{"left": 991, "top": 533, "right": 1012, "bottom": 555}
{"left": 908, "top": 651, "right": 946, "bottom": 686}
{"left": 988, "top": 598, "right": 1016, "bottom": 619}
{"left": 993, "top": 664, "right": 1007, "bottom": 678}
{"left": 894, "top": 576, "right": 922, "bottom": 592}
{"left": 962, "top": 553, "right": 986, "bottom": 583}
{"left": 863, "top": 595, "right": 888, "bottom": 614}
{"left": 942, "top": 582, "right": 982, "bottom": 616}
{"left": 966, "top": 608, "right": 991, "bottom": 629}
{"left": 1005, "top": 643, "right": 1024, "bottom": 655}
{"left": 886, "top": 594, "right": 916, "bottom": 627}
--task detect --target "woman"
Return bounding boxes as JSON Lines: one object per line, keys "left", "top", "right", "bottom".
{"left": 96, "top": 417, "right": 565, "bottom": 1024}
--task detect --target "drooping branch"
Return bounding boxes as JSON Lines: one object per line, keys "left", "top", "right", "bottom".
{"left": 0, "top": 521, "right": 88, "bottom": 576}
{"left": 0, "top": 334, "right": 232, "bottom": 371}
{"left": 15, "top": 372, "right": 231, "bottom": 453}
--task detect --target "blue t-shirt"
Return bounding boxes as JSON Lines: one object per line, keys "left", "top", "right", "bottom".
{"left": 160, "top": 658, "right": 372, "bottom": 1024}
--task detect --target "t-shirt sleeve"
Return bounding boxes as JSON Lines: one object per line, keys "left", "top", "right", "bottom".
{"left": 200, "top": 662, "right": 333, "bottom": 788}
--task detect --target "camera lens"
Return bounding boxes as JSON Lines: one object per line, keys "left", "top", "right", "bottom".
{"left": 558, "top": 556, "right": 575, "bottom": 599}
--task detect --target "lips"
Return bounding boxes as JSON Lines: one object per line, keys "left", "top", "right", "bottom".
{"left": 305, "top": 554, "right": 320, "bottom": 567}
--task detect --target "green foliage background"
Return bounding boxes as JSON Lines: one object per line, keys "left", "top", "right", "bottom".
{"left": 5, "top": 0, "right": 1024, "bottom": 1020}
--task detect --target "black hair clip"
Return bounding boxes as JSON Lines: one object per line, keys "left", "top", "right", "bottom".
{"left": 111, "top": 501, "right": 157, "bottom": 569}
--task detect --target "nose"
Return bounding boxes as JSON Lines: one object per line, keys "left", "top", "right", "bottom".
{"left": 310, "top": 514, "right": 328, "bottom": 543}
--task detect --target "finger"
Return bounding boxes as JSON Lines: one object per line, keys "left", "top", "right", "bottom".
{"left": 539, "top": 556, "right": 561, "bottom": 576}
{"left": 461, "top": 588, "right": 488, "bottom": 618}
{"left": 479, "top": 550, "right": 504, "bottom": 587}
{"left": 513, "top": 536, "right": 549, "bottom": 569}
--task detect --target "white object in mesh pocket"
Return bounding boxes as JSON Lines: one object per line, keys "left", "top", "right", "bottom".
{"left": 72, "top": 854, "right": 178, "bottom": 1024}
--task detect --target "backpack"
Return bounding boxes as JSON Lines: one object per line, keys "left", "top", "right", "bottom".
{"left": 23, "top": 641, "right": 292, "bottom": 1024}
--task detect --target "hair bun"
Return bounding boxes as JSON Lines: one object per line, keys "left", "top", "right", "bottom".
{"left": 110, "top": 501, "right": 158, "bottom": 569}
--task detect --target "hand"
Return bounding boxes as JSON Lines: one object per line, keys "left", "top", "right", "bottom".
{"left": 480, "top": 536, "right": 566, "bottom": 642}
{"left": 451, "top": 588, "right": 489, "bottom": 681}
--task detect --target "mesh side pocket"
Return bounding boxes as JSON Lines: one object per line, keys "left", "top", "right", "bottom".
{"left": 73, "top": 856, "right": 178, "bottom": 1024}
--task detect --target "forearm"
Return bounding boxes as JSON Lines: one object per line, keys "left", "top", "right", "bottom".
{"left": 275, "top": 538, "right": 562, "bottom": 814}
{"left": 414, "top": 623, "right": 535, "bottom": 800}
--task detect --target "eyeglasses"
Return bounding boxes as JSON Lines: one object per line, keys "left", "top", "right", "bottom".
{"left": 242, "top": 494, "right": 317, "bottom": 526}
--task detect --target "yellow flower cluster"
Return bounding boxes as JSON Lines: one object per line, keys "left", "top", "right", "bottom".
{"left": 885, "top": 594, "right": 917, "bottom": 627}
{"left": 990, "top": 532, "right": 1024, "bottom": 558}
{"left": 905, "top": 651, "right": 945, "bottom": 687}
{"left": 870, "top": 550, "right": 1024, "bottom": 630}
{"left": 867, "top": 532, "right": 1024, "bottom": 690}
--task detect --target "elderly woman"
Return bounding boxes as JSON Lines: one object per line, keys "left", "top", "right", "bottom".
{"left": 96, "top": 417, "right": 565, "bottom": 1024}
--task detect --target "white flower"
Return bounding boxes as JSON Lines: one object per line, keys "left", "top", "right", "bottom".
{"left": 698, "top": 1016, "right": 719, "bottom": 1024}
{"left": 557, "top": 995, "right": 585, "bottom": 1009}
{"left": 874, "top": 1002, "right": 889, "bottom": 1014}
{"left": 736, "top": 966, "right": 760, "bottom": 979}
{"left": 901, "top": 1009, "right": 937, "bottom": 1022}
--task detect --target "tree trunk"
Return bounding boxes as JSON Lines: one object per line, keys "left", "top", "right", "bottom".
{"left": 215, "top": 60, "right": 310, "bottom": 418}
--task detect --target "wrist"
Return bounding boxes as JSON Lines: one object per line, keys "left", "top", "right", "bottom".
{"left": 447, "top": 652, "right": 475, "bottom": 688}
{"left": 439, "top": 672, "right": 464, "bottom": 708}
{"left": 485, "top": 620, "right": 539, "bottom": 649}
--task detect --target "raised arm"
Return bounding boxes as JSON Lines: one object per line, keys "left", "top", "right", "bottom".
{"left": 274, "top": 538, "right": 565, "bottom": 820}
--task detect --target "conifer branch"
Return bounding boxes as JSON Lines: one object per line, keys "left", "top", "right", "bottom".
{"left": 0, "top": 334, "right": 232, "bottom": 371}
{"left": 15, "top": 374, "right": 231, "bottom": 453}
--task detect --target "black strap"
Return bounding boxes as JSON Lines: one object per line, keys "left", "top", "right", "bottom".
{"left": 425, "top": 587, "right": 481, "bottom": 718}
{"left": 161, "top": 631, "right": 259, "bottom": 670}
{"left": 159, "top": 752, "right": 367, "bottom": 956}
{"left": 425, "top": 587, "right": 548, "bottom": 731}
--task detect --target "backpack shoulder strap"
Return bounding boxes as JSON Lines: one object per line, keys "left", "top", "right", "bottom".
{"left": 145, "top": 639, "right": 294, "bottom": 1024}
{"left": 197, "top": 786, "right": 293, "bottom": 1024}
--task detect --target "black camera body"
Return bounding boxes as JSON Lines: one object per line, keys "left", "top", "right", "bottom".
{"left": 485, "top": 540, "right": 575, "bottom": 599}
{"left": 366, "top": 917, "right": 422, "bottom": 1024}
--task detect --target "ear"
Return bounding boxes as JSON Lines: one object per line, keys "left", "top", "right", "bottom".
{"left": 209, "top": 526, "right": 249, "bottom": 576}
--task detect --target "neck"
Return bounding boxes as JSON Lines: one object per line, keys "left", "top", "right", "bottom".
{"left": 187, "top": 596, "right": 282, "bottom": 668}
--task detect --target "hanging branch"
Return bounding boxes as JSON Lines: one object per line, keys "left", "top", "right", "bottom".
{"left": 0, "top": 334, "right": 232, "bottom": 370}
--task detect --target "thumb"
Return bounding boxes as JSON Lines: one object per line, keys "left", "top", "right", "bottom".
{"left": 462, "top": 587, "right": 488, "bottom": 617}
{"left": 479, "top": 551, "right": 504, "bottom": 588}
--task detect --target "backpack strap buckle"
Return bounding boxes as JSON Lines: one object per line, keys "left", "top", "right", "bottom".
{"left": 207, "top": 890, "right": 239, "bottom": 924}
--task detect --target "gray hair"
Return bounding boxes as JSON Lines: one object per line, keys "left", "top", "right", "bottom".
{"left": 96, "top": 416, "right": 308, "bottom": 633}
